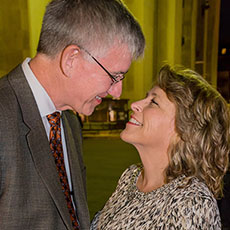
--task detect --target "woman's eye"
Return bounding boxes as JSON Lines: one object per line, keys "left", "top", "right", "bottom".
{"left": 151, "top": 99, "right": 158, "bottom": 105}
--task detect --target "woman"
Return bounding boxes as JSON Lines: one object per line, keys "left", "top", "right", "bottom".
{"left": 90, "top": 65, "right": 230, "bottom": 229}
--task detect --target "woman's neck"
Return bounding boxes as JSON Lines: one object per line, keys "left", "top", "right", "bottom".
{"left": 135, "top": 145, "right": 168, "bottom": 193}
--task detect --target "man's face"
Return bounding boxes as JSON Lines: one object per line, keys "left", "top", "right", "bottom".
{"left": 62, "top": 43, "right": 132, "bottom": 115}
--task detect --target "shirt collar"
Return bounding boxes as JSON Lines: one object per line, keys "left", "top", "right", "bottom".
{"left": 21, "top": 58, "right": 60, "bottom": 117}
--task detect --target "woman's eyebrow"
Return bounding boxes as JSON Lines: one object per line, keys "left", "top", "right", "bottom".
{"left": 146, "top": 92, "right": 157, "bottom": 97}
{"left": 150, "top": 92, "right": 157, "bottom": 97}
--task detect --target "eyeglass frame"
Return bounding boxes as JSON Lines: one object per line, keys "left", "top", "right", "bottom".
{"left": 80, "top": 47, "right": 126, "bottom": 85}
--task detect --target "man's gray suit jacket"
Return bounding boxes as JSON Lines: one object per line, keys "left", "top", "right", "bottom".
{"left": 0, "top": 65, "right": 90, "bottom": 229}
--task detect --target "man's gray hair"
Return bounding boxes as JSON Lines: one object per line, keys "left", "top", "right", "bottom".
{"left": 37, "top": 0, "right": 145, "bottom": 59}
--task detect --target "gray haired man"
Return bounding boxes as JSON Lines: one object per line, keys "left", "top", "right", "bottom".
{"left": 0, "top": 0, "right": 145, "bottom": 229}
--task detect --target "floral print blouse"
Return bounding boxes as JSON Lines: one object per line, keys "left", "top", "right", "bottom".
{"left": 90, "top": 164, "right": 221, "bottom": 230}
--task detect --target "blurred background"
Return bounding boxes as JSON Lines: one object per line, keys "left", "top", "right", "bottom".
{"left": 0, "top": 0, "right": 229, "bottom": 219}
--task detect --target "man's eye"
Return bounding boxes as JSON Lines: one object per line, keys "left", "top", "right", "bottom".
{"left": 114, "top": 74, "right": 124, "bottom": 81}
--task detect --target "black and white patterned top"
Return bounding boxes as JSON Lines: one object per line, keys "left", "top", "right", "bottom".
{"left": 90, "top": 164, "right": 221, "bottom": 230}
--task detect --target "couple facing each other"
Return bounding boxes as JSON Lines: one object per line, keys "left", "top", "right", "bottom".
{"left": 90, "top": 64, "right": 230, "bottom": 230}
{"left": 1, "top": 0, "right": 228, "bottom": 228}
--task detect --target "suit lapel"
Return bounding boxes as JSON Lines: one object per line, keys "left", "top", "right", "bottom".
{"left": 7, "top": 66, "right": 73, "bottom": 229}
{"left": 62, "top": 112, "right": 90, "bottom": 229}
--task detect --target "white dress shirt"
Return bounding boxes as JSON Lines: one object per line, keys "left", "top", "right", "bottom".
{"left": 22, "top": 58, "right": 75, "bottom": 207}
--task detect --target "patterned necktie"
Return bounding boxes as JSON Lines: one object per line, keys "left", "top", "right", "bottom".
{"left": 47, "top": 112, "right": 80, "bottom": 229}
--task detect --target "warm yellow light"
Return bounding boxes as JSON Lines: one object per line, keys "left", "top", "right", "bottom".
{"left": 221, "top": 48, "right": 227, "bottom": 55}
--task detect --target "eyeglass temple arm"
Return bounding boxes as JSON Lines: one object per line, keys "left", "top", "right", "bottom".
{"left": 81, "top": 48, "right": 118, "bottom": 82}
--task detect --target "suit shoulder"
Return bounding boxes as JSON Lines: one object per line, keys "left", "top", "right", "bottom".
{"left": 0, "top": 76, "right": 19, "bottom": 114}
{"left": 63, "top": 110, "right": 83, "bottom": 127}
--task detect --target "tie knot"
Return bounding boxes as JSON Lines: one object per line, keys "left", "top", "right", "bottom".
{"left": 47, "top": 112, "right": 61, "bottom": 126}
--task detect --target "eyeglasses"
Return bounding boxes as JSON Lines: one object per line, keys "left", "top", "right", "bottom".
{"left": 81, "top": 48, "right": 125, "bottom": 85}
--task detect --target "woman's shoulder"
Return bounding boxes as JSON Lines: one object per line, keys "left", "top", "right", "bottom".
{"left": 180, "top": 177, "right": 216, "bottom": 201}
{"left": 120, "top": 164, "right": 142, "bottom": 180}
{"left": 155, "top": 176, "right": 221, "bottom": 229}
{"left": 166, "top": 177, "right": 221, "bottom": 228}
{"left": 168, "top": 176, "right": 218, "bottom": 211}
{"left": 116, "top": 164, "right": 142, "bottom": 188}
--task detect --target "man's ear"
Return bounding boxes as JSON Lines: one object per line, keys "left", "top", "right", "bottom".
{"left": 60, "top": 45, "right": 80, "bottom": 78}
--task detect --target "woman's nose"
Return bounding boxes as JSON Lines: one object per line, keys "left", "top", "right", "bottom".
{"left": 131, "top": 100, "right": 143, "bottom": 112}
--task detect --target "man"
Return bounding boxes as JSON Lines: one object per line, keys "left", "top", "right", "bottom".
{"left": 0, "top": 0, "right": 145, "bottom": 229}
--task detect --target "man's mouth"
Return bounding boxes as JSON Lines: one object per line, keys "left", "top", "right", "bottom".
{"left": 95, "top": 95, "right": 102, "bottom": 100}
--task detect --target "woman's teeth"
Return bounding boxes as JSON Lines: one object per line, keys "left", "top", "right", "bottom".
{"left": 129, "top": 118, "right": 142, "bottom": 126}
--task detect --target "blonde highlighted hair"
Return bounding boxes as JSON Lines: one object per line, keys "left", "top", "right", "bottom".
{"left": 157, "top": 65, "right": 230, "bottom": 199}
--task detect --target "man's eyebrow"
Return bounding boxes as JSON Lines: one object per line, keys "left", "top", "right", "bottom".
{"left": 112, "top": 70, "right": 129, "bottom": 75}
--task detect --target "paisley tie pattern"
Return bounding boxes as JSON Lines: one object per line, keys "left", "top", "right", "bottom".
{"left": 47, "top": 112, "right": 80, "bottom": 229}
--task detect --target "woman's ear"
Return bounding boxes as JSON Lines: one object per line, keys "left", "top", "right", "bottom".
{"left": 60, "top": 45, "right": 80, "bottom": 78}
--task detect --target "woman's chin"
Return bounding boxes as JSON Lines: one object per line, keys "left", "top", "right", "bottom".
{"left": 120, "top": 130, "right": 131, "bottom": 143}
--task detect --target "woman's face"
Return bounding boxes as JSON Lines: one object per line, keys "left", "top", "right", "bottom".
{"left": 120, "top": 86, "right": 176, "bottom": 149}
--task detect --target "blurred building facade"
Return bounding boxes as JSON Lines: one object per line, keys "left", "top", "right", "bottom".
{"left": 0, "top": 0, "right": 50, "bottom": 77}
{"left": 0, "top": 0, "right": 224, "bottom": 116}
{"left": 123, "top": 0, "right": 221, "bottom": 102}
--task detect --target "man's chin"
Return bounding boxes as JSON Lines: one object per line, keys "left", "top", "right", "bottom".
{"left": 84, "top": 111, "right": 94, "bottom": 116}
{"left": 81, "top": 106, "right": 96, "bottom": 116}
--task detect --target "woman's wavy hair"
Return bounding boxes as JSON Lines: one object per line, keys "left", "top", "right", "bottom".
{"left": 157, "top": 65, "right": 230, "bottom": 199}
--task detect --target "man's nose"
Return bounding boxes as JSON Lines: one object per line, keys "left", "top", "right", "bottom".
{"left": 107, "top": 81, "right": 122, "bottom": 98}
